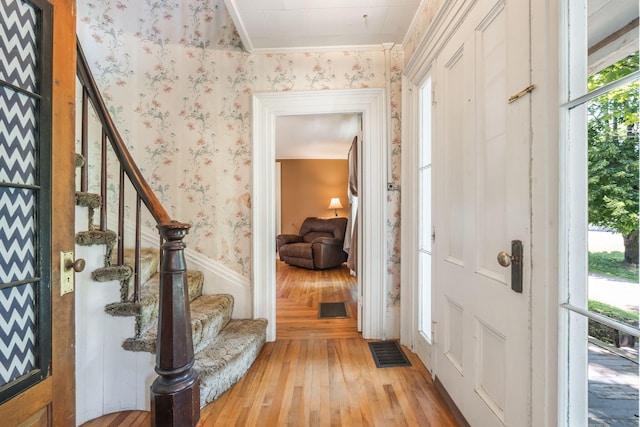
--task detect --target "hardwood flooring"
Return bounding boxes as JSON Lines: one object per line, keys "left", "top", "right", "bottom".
{"left": 81, "top": 261, "right": 458, "bottom": 427}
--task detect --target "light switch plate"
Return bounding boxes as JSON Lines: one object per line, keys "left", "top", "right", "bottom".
{"left": 60, "top": 251, "right": 74, "bottom": 296}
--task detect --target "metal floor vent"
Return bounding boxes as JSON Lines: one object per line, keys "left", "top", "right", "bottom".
{"left": 368, "top": 341, "right": 412, "bottom": 368}
{"left": 318, "top": 302, "right": 349, "bottom": 319}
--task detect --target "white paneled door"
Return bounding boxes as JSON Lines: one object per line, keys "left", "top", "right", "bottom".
{"left": 433, "top": 0, "right": 532, "bottom": 425}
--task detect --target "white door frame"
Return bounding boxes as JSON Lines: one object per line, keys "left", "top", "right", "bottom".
{"left": 275, "top": 161, "right": 281, "bottom": 237}
{"left": 252, "top": 89, "right": 388, "bottom": 341}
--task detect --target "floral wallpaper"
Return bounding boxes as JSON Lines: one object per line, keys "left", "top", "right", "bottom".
{"left": 402, "top": 0, "right": 445, "bottom": 63}
{"left": 77, "top": 0, "right": 411, "bottom": 311}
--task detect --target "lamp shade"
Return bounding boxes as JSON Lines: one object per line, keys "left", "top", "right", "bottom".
{"left": 327, "top": 197, "right": 343, "bottom": 210}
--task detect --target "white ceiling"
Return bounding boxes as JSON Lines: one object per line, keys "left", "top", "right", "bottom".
{"left": 224, "top": 0, "right": 421, "bottom": 52}
{"left": 276, "top": 113, "right": 360, "bottom": 160}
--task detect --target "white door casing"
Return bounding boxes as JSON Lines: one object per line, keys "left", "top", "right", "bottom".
{"left": 433, "top": 0, "right": 533, "bottom": 424}
{"left": 354, "top": 130, "right": 363, "bottom": 333}
{"left": 275, "top": 161, "right": 281, "bottom": 237}
{"left": 252, "top": 89, "right": 387, "bottom": 341}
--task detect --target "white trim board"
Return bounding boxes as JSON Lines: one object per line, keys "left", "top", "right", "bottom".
{"left": 399, "top": 73, "right": 423, "bottom": 351}
{"left": 252, "top": 89, "right": 388, "bottom": 342}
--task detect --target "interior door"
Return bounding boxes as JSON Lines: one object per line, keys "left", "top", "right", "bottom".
{"left": 0, "top": 0, "right": 76, "bottom": 425}
{"left": 433, "top": 0, "right": 532, "bottom": 424}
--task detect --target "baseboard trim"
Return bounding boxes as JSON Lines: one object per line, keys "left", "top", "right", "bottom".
{"left": 434, "top": 376, "right": 470, "bottom": 427}
{"left": 138, "top": 224, "right": 248, "bottom": 286}
{"left": 184, "top": 248, "right": 249, "bottom": 287}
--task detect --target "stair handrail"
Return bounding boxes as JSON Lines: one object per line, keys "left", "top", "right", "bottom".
{"left": 76, "top": 39, "right": 171, "bottom": 226}
{"left": 76, "top": 37, "right": 200, "bottom": 426}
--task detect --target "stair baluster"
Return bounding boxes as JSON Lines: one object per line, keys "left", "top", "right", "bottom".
{"left": 80, "top": 86, "right": 89, "bottom": 193}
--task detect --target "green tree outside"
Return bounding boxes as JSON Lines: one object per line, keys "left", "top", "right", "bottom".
{"left": 588, "top": 52, "right": 639, "bottom": 265}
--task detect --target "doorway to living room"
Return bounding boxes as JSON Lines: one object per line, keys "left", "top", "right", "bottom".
{"left": 274, "top": 112, "right": 359, "bottom": 334}
{"left": 252, "top": 89, "right": 388, "bottom": 342}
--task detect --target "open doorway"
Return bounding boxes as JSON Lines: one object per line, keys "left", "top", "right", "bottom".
{"left": 252, "top": 89, "right": 388, "bottom": 342}
{"left": 275, "top": 113, "right": 359, "bottom": 336}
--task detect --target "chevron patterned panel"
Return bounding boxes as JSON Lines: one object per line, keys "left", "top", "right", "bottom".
{"left": 0, "top": 283, "right": 36, "bottom": 387}
{"left": 0, "top": 187, "right": 35, "bottom": 284}
{"left": 0, "top": 0, "right": 37, "bottom": 92}
{"left": 0, "top": 0, "right": 45, "bottom": 398}
{"left": 0, "top": 86, "right": 36, "bottom": 186}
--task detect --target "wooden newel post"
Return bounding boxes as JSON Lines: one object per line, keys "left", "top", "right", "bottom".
{"left": 151, "top": 222, "right": 200, "bottom": 427}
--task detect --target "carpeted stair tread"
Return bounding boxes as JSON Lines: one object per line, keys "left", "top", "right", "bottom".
{"left": 105, "top": 270, "right": 204, "bottom": 337}
{"left": 75, "top": 191, "right": 101, "bottom": 209}
{"left": 195, "top": 318, "right": 268, "bottom": 408}
{"left": 122, "top": 294, "right": 234, "bottom": 353}
{"left": 112, "top": 247, "right": 160, "bottom": 300}
{"left": 91, "top": 265, "right": 133, "bottom": 283}
{"left": 76, "top": 229, "right": 118, "bottom": 247}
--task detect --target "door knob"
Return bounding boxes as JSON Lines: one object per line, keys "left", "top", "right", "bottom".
{"left": 497, "top": 251, "right": 514, "bottom": 267}
{"left": 65, "top": 258, "right": 86, "bottom": 272}
{"left": 497, "top": 241, "right": 523, "bottom": 293}
{"left": 60, "top": 251, "right": 84, "bottom": 296}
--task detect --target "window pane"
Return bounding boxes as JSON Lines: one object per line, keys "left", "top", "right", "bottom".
{"left": 588, "top": 52, "right": 639, "bottom": 92}
{"left": 420, "top": 78, "right": 432, "bottom": 166}
{"left": 0, "top": 187, "right": 36, "bottom": 284}
{"left": 587, "top": 0, "right": 639, "bottom": 84}
{"left": 0, "top": 86, "right": 37, "bottom": 186}
{"left": 588, "top": 321, "right": 639, "bottom": 425}
{"left": 0, "top": 0, "right": 38, "bottom": 92}
{"left": 587, "top": 75, "right": 639, "bottom": 329}
{"left": 420, "top": 166, "right": 432, "bottom": 253}
{"left": 419, "top": 250, "right": 431, "bottom": 341}
{"left": 0, "top": 282, "right": 37, "bottom": 386}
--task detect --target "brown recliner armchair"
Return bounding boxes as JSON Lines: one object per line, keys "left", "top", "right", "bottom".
{"left": 276, "top": 217, "right": 348, "bottom": 270}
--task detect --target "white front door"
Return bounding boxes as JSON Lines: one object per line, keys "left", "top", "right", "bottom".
{"left": 433, "top": 0, "right": 532, "bottom": 424}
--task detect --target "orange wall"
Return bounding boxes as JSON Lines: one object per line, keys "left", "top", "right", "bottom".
{"left": 278, "top": 159, "right": 349, "bottom": 234}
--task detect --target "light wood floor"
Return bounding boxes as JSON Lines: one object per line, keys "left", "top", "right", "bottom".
{"left": 82, "top": 261, "right": 458, "bottom": 426}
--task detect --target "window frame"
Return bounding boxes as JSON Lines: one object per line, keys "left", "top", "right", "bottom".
{"left": 559, "top": 0, "right": 639, "bottom": 423}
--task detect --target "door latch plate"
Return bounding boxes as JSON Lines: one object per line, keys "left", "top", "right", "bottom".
{"left": 60, "top": 251, "right": 74, "bottom": 295}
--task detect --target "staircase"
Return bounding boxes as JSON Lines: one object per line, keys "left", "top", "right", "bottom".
{"left": 74, "top": 39, "right": 267, "bottom": 425}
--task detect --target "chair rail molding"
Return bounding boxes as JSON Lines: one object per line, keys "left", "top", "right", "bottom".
{"left": 252, "top": 88, "right": 388, "bottom": 341}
